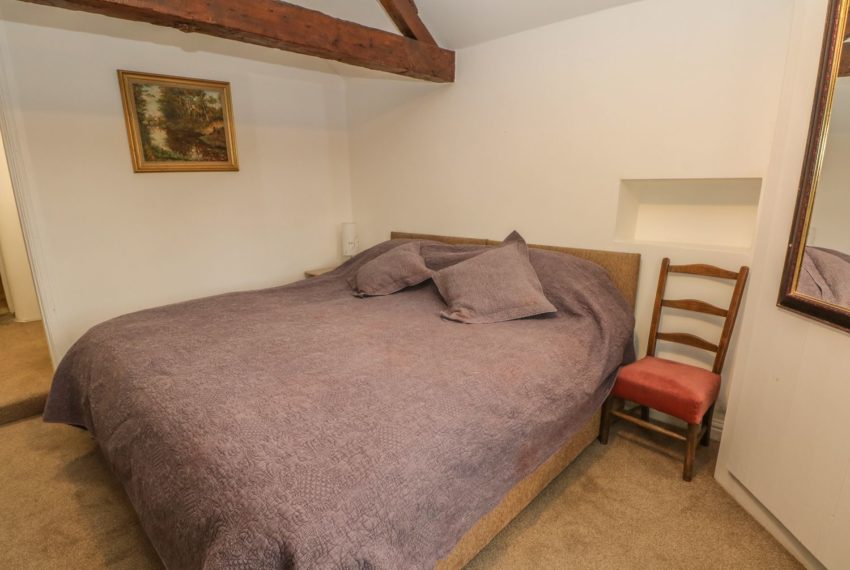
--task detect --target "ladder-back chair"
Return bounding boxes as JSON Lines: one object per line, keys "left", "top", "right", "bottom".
{"left": 599, "top": 258, "right": 749, "bottom": 481}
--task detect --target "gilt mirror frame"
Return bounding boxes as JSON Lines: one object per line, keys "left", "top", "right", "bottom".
{"left": 778, "top": 0, "right": 850, "bottom": 331}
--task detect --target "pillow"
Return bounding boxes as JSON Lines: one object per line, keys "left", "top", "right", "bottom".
{"left": 348, "top": 241, "right": 433, "bottom": 297}
{"left": 421, "top": 243, "right": 488, "bottom": 271}
{"left": 421, "top": 231, "right": 524, "bottom": 271}
{"left": 433, "top": 235, "right": 557, "bottom": 323}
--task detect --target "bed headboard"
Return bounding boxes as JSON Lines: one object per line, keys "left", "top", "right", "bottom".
{"left": 390, "top": 231, "right": 641, "bottom": 310}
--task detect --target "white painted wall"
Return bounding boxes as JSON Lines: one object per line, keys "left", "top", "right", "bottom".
{"left": 0, "top": 126, "right": 41, "bottom": 321}
{"left": 344, "top": 0, "right": 794, "bottom": 429}
{"left": 716, "top": 0, "right": 850, "bottom": 567}
{"left": 0, "top": 1, "right": 353, "bottom": 359}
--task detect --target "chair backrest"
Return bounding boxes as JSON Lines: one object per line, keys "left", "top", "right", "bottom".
{"left": 646, "top": 258, "right": 749, "bottom": 375}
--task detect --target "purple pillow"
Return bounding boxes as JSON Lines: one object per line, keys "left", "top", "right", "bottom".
{"left": 421, "top": 231, "right": 524, "bottom": 271}
{"left": 433, "top": 234, "right": 557, "bottom": 323}
{"left": 421, "top": 243, "right": 488, "bottom": 271}
{"left": 349, "top": 242, "right": 433, "bottom": 297}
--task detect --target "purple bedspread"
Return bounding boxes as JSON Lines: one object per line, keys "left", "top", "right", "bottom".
{"left": 798, "top": 246, "right": 850, "bottom": 306}
{"left": 44, "top": 240, "right": 635, "bottom": 569}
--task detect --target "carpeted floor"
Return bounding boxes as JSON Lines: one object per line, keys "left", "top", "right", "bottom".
{"left": 0, "top": 417, "right": 162, "bottom": 569}
{"left": 0, "top": 416, "right": 801, "bottom": 569}
{"left": 0, "top": 318, "right": 53, "bottom": 425}
{"left": 468, "top": 425, "right": 802, "bottom": 569}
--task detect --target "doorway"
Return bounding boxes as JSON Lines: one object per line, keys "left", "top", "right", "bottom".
{"left": 0, "top": 271, "right": 8, "bottom": 317}
{"left": 0, "top": 123, "right": 52, "bottom": 425}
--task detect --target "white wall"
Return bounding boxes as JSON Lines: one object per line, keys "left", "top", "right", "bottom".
{"left": 716, "top": 0, "right": 850, "bottom": 567}
{"left": 0, "top": 1, "right": 353, "bottom": 359}
{"left": 0, "top": 126, "right": 41, "bottom": 321}
{"left": 345, "top": 0, "right": 794, "bottom": 429}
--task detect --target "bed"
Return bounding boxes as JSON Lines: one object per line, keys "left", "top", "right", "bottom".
{"left": 44, "top": 232, "right": 640, "bottom": 569}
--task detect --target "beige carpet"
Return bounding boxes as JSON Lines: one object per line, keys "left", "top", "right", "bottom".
{"left": 0, "top": 318, "right": 53, "bottom": 425}
{"left": 0, "top": 418, "right": 801, "bottom": 569}
{"left": 0, "top": 417, "right": 161, "bottom": 569}
{"left": 469, "top": 424, "right": 802, "bottom": 569}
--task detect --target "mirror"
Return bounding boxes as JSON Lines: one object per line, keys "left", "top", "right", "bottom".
{"left": 779, "top": 0, "right": 850, "bottom": 330}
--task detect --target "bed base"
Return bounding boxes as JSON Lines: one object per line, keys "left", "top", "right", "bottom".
{"left": 438, "top": 410, "right": 600, "bottom": 569}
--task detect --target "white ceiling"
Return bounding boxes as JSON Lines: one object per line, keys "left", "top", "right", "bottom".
{"left": 290, "top": 0, "right": 644, "bottom": 49}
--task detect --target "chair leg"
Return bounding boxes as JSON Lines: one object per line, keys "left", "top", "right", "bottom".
{"left": 683, "top": 423, "right": 701, "bottom": 482}
{"left": 640, "top": 406, "right": 650, "bottom": 421}
{"left": 599, "top": 396, "right": 616, "bottom": 444}
{"left": 701, "top": 405, "right": 715, "bottom": 447}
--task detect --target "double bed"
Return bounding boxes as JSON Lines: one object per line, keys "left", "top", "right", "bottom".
{"left": 44, "top": 232, "right": 640, "bottom": 569}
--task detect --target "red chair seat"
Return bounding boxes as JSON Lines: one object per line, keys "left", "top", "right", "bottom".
{"left": 612, "top": 356, "right": 720, "bottom": 424}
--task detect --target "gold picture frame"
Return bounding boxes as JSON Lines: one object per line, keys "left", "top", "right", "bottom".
{"left": 117, "top": 70, "right": 239, "bottom": 173}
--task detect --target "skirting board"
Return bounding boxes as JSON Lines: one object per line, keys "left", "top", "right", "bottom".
{"left": 710, "top": 412, "right": 725, "bottom": 441}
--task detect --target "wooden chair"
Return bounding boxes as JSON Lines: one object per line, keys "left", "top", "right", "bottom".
{"left": 598, "top": 258, "right": 749, "bottom": 481}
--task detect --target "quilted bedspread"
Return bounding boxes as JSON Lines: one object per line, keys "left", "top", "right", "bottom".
{"left": 44, "top": 240, "right": 634, "bottom": 569}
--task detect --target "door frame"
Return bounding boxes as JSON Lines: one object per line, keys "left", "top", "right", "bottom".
{"left": 0, "top": 35, "right": 57, "bottom": 365}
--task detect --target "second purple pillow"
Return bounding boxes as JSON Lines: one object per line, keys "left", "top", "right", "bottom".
{"left": 433, "top": 234, "right": 557, "bottom": 323}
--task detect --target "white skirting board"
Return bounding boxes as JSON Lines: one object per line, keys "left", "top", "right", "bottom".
{"left": 710, "top": 412, "right": 725, "bottom": 441}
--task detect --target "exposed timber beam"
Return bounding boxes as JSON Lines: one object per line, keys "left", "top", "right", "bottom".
{"left": 19, "top": 0, "right": 455, "bottom": 82}
{"left": 378, "top": 0, "right": 436, "bottom": 45}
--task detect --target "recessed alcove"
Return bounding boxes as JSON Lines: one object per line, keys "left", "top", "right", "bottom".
{"left": 615, "top": 178, "right": 762, "bottom": 250}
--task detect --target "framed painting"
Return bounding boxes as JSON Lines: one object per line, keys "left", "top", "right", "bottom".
{"left": 117, "top": 71, "right": 239, "bottom": 172}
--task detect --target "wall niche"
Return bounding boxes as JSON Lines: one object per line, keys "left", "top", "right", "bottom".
{"left": 615, "top": 178, "right": 762, "bottom": 250}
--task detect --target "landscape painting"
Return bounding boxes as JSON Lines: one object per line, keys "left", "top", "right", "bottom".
{"left": 118, "top": 71, "right": 238, "bottom": 172}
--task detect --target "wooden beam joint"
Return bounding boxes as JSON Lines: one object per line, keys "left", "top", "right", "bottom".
{"left": 378, "top": 0, "right": 436, "bottom": 44}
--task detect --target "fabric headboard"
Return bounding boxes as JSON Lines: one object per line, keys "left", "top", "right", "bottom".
{"left": 390, "top": 231, "right": 641, "bottom": 310}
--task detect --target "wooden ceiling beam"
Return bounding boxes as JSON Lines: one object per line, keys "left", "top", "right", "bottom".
{"left": 19, "top": 0, "right": 455, "bottom": 82}
{"left": 378, "top": 0, "right": 436, "bottom": 45}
